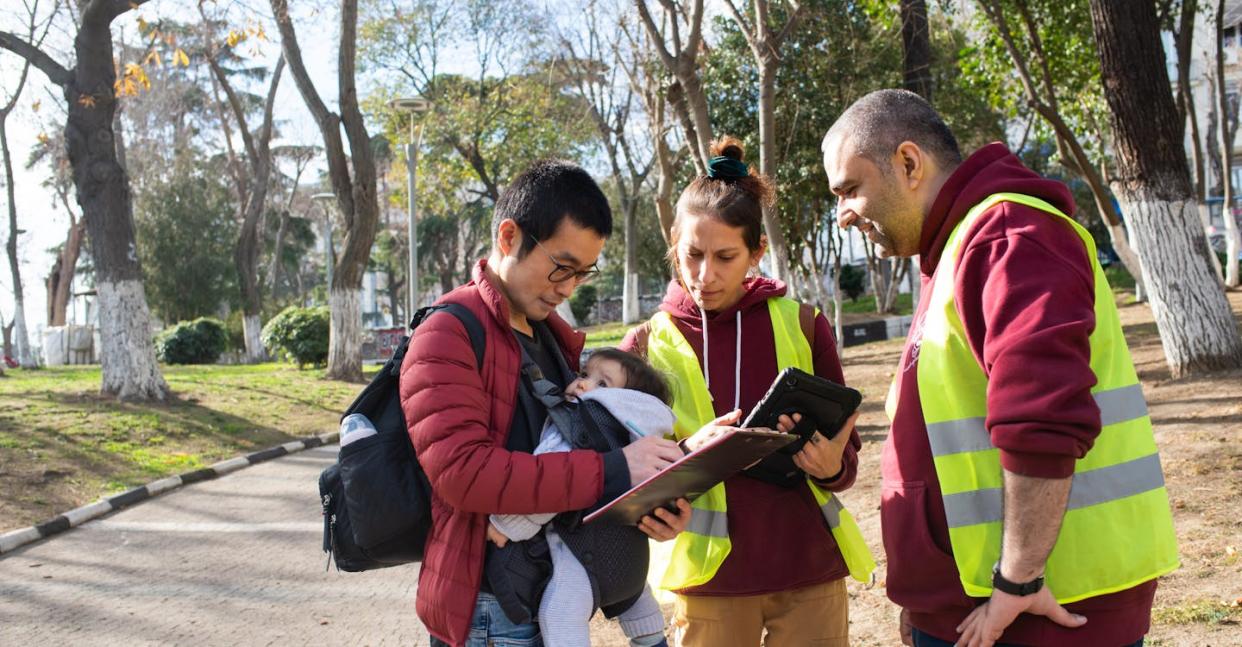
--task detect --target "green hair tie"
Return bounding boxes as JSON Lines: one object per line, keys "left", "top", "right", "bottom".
{"left": 707, "top": 156, "right": 748, "bottom": 179}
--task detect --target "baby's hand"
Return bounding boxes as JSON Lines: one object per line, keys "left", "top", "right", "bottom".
{"left": 486, "top": 523, "right": 509, "bottom": 548}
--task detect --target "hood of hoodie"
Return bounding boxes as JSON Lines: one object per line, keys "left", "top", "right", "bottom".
{"left": 919, "top": 142, "right": 1076, "bottom": 277}
{"left": 659, "top": 275, "right": 787, "bottom": 323}
{"left": 657, "top": 275, "right": 788, "bottom": 412}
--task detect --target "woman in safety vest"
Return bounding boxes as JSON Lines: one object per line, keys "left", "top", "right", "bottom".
{"left": 621, "top": 137, "right": 875, "bottom": 647}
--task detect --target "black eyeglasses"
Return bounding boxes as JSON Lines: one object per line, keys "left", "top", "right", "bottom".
{"left": 534, "top": 238, "right": 599, "bottom": 284}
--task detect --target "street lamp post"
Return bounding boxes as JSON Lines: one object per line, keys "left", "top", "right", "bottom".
{"left": 389, "top": 96, "right": 431, "bottom": 324}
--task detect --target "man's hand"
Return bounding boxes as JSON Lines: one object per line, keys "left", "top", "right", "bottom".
{"left": 638, "top": 498, "right": 691, "bottom": 541}
{"left": 778, "top": 411, "right": 859, "bottom": 481}
{"left": 486, "top": 523, "right": 509, "bottom": 548}
{"left": 900, "top": 608, "right": 913, "bottom": 646}
{"left": 622, "top": 435, "right": 683, "bottom": 485}
{"left": 954, "top": 586, "right": 1085, "bottom": 647}
{"left": 682, "top": 409, "right": 745, "bottom": 452}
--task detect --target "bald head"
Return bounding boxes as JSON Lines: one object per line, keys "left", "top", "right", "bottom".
{"left": 822, "top": 89, "right": 962, "bottom": 173}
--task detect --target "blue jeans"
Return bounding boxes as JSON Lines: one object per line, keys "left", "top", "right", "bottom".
{"left": 911, "top": 627, "right": 1143, "bottom": 647}
{"left": 429, "top": 592, "right": 543, "bottom": 647}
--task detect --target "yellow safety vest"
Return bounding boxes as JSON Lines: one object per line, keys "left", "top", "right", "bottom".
{"left": 905, "top": 192, "right": 1179, "bottom": 602}
{"left": 644, "top": 296, "right": 876, "bottom": 590}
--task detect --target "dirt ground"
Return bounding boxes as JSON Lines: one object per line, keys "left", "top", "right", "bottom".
{"left": 590, "top": 290, "right": 1242, "bottom": 645}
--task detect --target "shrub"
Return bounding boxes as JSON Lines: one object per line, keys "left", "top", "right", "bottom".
{"left": 569, "top": 283, "right": 598, "bottom": 325}
{"left": 261, "top": 306, "right": 330, "bottom": 367}
{"left": 155, "top": 317, "right": 229, "bottom": 365}
{"left": 838, "top": 264, "right": 866, "bottom": 302}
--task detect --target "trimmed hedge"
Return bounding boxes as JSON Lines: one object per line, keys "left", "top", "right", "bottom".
{"left": 261, "top": 306, "right": 330, "bottom": 368}
{"left": 155, "top": 317, "right": 229, "bottom": 365}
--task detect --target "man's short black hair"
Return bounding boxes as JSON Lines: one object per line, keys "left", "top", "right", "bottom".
{"left": 492, "top": 159, "right": 613, "bottom": 255}
{"left": 823, "top": 89, "right": 962, "bottom": 172}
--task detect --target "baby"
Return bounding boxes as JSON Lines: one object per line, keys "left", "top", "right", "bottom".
{"left": 488, "top": 348, "right": 674, "bottom": 647}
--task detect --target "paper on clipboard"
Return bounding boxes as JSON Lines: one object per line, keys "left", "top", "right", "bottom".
{"left": 583, "top": 429, "right": 797, "bottom": 526}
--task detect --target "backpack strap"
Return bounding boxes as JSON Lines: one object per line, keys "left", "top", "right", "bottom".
{"left": 797, "top": 302, "right": 816, "bottom": 350}
{"left": 403, "top": 303, "right": 486, "bottom": 373}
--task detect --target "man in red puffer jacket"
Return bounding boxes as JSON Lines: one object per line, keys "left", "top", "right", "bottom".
{"left": 400, "top": 160, "right": 692, "bottom": 647}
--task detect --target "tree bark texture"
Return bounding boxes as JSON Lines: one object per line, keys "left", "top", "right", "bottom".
{"left": 635, "top": 0, "right": 714, "bottom": 171}
{"left": 1091, "top": 0, "right": 1242, "bottom": 376}
{"left": 1, "top": 116, "right": 33, "bottom": 367}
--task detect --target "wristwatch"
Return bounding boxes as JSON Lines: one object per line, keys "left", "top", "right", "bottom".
{"left": 991, "top": 562, "right": 1044, "bottom": 596}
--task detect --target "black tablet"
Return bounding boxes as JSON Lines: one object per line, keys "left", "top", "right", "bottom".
{"left": 741, "top": 367, "right": 862, "bottom": 453}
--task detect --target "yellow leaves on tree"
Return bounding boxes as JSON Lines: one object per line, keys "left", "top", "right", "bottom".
{"left": 114, "top": 63, "right": 152, "bottom": 98}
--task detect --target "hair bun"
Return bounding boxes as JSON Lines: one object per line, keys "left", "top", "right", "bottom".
{"left": 710, "top": 135, "right": 745, "bottom": 162}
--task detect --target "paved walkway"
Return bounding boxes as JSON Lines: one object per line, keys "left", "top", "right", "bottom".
{"left": 0, "top": 445, "right": 431, "bottom": 646}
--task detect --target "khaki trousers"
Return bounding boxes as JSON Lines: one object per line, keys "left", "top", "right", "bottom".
{"left": 670, "top": 578, "right": 849, "bottom": 647}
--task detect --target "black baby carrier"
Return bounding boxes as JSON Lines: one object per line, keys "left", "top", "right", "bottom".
{"left": 485, "top": 336, "right": 650, "bottom": 625}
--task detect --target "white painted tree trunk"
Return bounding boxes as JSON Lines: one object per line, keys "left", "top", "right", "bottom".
{"left": 97, "top": 279, "right": 169, "bottom": 400}
{"left": 622, "top": 271, "right": 640, "bottom": 325}
{"left": 1225, "top": 204, "right": 1241, "bottom": 287}
{"left": 327, "top": 287, "right": 363, "bottom": 381}
{"left": 10, "top": 301, "right": 34, "bottom": 367}
{"left": 242, "top": 313, "right": 265, "bottom": 362}
{"left": 1114, "top": 195, "right": 1242, "bottom": 376}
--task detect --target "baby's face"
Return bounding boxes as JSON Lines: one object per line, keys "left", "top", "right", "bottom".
{"left": 565, "top": 357, "right": 627, "bottom": 397}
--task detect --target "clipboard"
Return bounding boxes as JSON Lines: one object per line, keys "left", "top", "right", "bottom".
{"left": 583, "top": 429, "right": 797, "bottom": 526}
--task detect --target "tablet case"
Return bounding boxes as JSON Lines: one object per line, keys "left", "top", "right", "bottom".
{"left": 741, "top": 367, "right": 862, "bottom": 454}
{"left": 583, "top": 430, "right": 797, "bottom": 526}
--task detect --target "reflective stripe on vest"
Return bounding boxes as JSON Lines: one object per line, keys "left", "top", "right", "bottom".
{"left": 911, "top": 192, "right": 1179, "bottom": 603}
{"left": 645, "top": 297, "right": 876, "bottom": 590}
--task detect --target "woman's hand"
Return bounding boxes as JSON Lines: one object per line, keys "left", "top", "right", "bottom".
{"left": 779, "top": 411, "right": 860, "bottom": 481}
{"left": 682, "top": 409, "right": 745, "bottom": 452}
{"left": 638, "top": 498, "right": 691, "bottom": 541}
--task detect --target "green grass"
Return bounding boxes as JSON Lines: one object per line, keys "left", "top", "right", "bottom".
{"left": 1152, "top": 599, "right": 1240, "bottom": 626}
{"left": 0, "top": 363, "right": 375, "bottom": 526}
{"left": 583, "top": 321, "right": 633, "bottom": 349}
{"left": 838, "top": 292, "right": 914, "bottom": 316}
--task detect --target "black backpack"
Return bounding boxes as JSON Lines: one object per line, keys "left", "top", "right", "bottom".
{"left": 319, "top": 303, "right": 485, "bottom": 572}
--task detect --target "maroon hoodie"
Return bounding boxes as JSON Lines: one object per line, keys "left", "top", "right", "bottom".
{"left": 885, "top": 143, "right": 1156, "bottom": 644}
{"left": 621, "top": 277, "right": 862, "bottom": 596}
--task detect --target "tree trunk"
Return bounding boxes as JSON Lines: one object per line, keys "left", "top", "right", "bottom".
{"left": 48, "top": 217, "right": 85, "bottom": 327}
{"left": 271, "top": 0, "right": 378, "bottom": 382}
{"left": 623, "top": 198, "right": 640, "bottom": 324}
{"left": 30, "top": 1, "right": 169, "bottom": 399}
{"left": 1090, "top": 0, "right": 1242, "bottom": 376}
{"left": 1218, "top": 0, "right": 1241, "bottom": 287}
{"left": 209, "top": 52, "right": 283, "bottom": 362}
{"left": 900, "top": 0, "right": 933, "bottom": 101}
{"left": 652, "top": 94, "right": 677, "bottom": 242}
{"left": 1, "top": 116, "right": 33, "bottom": 367}
{"left": 328, "top": 286, "right": 362, "bottom": 377}
{"left": 757, "top": 60, "right": 792, "bottom": 284}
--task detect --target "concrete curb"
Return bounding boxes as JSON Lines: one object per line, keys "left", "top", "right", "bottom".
{"left": 0, "top": 431, "right": 340, "bottom": 556}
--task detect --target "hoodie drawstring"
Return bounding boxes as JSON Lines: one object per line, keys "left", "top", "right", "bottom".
{"left": 734, "top": 310, "right": 742, "bottom": 411}
{"left": 699, "top": 307, "right": 744, "bottom": 411}
{"left": 700, "top": 307, "right": 712, "bottom": 400}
